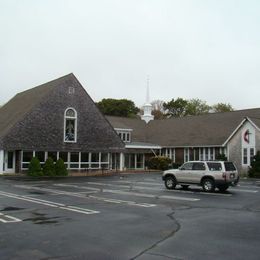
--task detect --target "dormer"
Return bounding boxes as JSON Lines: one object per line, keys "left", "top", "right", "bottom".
{"left": 115, "top": 128, "right": 133, "bottom": 143}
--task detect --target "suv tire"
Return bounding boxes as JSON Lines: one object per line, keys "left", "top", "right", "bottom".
{"left": 202, "top": 178, "right": 215, "bottom": 192}
{"left": 165, "top": 176, "right": 177, "bottom": 190}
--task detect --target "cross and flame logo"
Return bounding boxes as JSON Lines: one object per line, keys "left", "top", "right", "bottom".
{"left": 243, "top": 129, "right": 251, "bottom": 144}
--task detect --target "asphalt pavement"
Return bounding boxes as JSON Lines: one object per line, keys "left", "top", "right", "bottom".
{"left": 0, "top": 173, "right": 259, "bottom": 260}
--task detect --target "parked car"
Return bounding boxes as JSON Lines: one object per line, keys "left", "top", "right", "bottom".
{"left": 162, "top": 161, "right": 239, "bottom": 192}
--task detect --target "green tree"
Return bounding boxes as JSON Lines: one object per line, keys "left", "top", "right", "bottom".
{"left": 55, "top": 158, "right": 68, "bottom": 176}
{"left": 97, "top": 98, "right": 139, "bottom": 117}
{"left": 163, "top": 98, "right": 188, "bottom": 118}
{"left": 43, "top": 157, "right": 56, "bottom": 176}
{"left": 212, "top": 103, "right": 234, "bottom": 113}
{"left": 28, "top": 157, "right": 43, "bottom": 176}
{"left": 185, "top": 99, "right": 211, "bottom": 116}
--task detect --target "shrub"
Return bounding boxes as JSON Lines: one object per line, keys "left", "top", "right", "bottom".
{"left": 172, "top": 162, "right": 182, "bottom": 169}
{"left": 215, "top": 153, "right": 227, "bottom": 161}
{"left": 55, "top": 158, "right": 68, "bottom": 176}
{"left": 43, "top": 157, "right": 56, "bottom": 176}
{"left": 148, "top": 156, "right": 172, "bottom": 171}
{"left": 248, "top": 151, "right": 260, "bottom": 178}
{"left": 27, "top": 157, "right": 43, "bottom": 176}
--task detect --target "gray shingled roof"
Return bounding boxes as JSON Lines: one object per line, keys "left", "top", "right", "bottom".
{"left": 107, "top": 108, "right": 260, "bottom": 147}
{"left": 0, "top": 74, "right": 69, "bottom": 139}
{"left": 0, "top": 74, "right": 125, "bottom": 152}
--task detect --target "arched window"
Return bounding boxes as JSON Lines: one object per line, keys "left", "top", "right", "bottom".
{"left": 64, "top": 108, "right": 77, "bottom": 142}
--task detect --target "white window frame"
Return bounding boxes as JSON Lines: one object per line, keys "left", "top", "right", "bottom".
{"left": 64, "top": 107, "right": 77, "bottom": 143}
{"left": 242, "top": 147, "right": 255, "bottom": 166}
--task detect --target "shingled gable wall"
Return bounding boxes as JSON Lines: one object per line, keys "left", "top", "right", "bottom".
{"left": 2, "top": 74, "right": 125, "bottom": 153}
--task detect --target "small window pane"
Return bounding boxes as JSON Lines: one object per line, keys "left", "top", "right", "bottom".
{"left": 22, "top": 151, "right": 33, "bottom": 162}
{"left": 224, "top": 162, "right": 236, "bottom": 171}
{"left": 70, "top": 152, "right": 79, "bottom": 162}
{"left": 66, "top": 109, "right": 75, "bottom": 117}
{"left": 181, "top": 162, "right": 193, "bottom": 170}
{"left": 91, "top": 163, "right": 99, "bottom": 168}
{"left": 65, "top": 119, "right": 75, "bottom": 141}
{"left": 250, "top": 148, "right": 254, "bottom": 165}
{"left": 7, "top": 152, "right": 13, "bottom": 169}
{"left": 81, "top": 152, "right": 89, "bottom": 162}
{"left": 207, "top": 162, "right": 222, "bottom": 171}
{"left": 81, "top": 163, "right": 90, "bottom": 168}
{"left": 101, "top": 153, "right": 108, "bottom": 162}
{"left": 48, "top": 151, "right": 57, "bottom": 162}
{"left": 35, "top": 151, "right": 45, "bottom": 162}
{"left": 243, "top": 148, "right": 248, "bottom": 164}
{"left": 59, "top": 152, "right": 68, "bottom": 162}
{"left": 70, "top": 164, "right": 79, "bottom": 169}
{"left": 193, "top": 162, "right": 206, "bottom": 171}
{"left": 91, "top": 153, "right": 99, "bottom": 162}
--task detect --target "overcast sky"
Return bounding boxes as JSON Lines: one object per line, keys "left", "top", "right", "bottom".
{"left": 1, "top": 0, "right": 260, "bottom": 109}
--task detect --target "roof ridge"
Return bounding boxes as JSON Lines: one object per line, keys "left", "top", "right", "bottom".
{"left": 16, "top": 73, "right": 75, "bottom": 96}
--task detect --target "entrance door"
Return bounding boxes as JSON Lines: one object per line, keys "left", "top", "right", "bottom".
{"left": 4, "top": 151, "right": 15, "bottom": 173}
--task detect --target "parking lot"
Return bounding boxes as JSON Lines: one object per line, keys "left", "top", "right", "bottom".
{"left": 0, "top": 172, "right": 260, "bottom": 260}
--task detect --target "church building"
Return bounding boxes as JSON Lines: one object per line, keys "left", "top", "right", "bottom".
{"left": 0, "top": 74, "right": 260, "bottom": 175}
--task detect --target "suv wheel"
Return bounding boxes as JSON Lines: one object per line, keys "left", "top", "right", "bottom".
{"left": 202, "top": 178, "right": 215, "bottom": 192}
{"left": 165, "top": 176, "right": 177, "bottom": 190}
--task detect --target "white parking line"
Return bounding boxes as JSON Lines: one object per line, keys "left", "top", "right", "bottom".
{"left": 53, "top": 183, "right": 200, "bottom": 202}
{"left": 103, "top": 189, "right": 200, "bottom": 201}
{"left": 88, "top": 195, "right": 156, "bottom": 207}
{"left": 115, "top": 180, "right": 162, "bottom": 186}
{"left": 0, "top": 191, "right": 99, "bottom": 215}
{"left": 0, "top": 212, "right": 22, "bottom": 223}
{"left": 229, "top": 188, "right": 258, "bottom": 193}
{"left": 14, "top": 185, "right": 157, "bottom": 207}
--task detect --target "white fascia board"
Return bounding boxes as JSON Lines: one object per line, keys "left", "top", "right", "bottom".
{"left": 246, "top": 117, "right": 260, "bottom": 132}
{"left": 222, "top": 118, "right": 248, "bottom": 146}
{"left": 162, "top": 145, "right": 223, "bottom": 148}
{"left": 114, "top": 128, "right": 133, "bottom": 132}
{"left": 125, "top": 144, "right": 161, "bottom": 149}
{"left": 0, "top": 150, "right": 4, "bottom": 174}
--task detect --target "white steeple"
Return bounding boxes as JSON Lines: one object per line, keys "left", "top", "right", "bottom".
{"left": 141, "top": 76, "right": 154, "bottom": 123}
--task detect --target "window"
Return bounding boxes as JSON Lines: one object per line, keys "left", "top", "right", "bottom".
{"left": 224, "top": 162, "right": 236, "bottom": 171}
{"left": 22, "top": 151, "right": 33, "bottom": 169}
{"left": 181, "top": 162, "right": 193, "bottom": 170}
{"left": 243, "top": 148, "right": 248, "bottom": 165}
{"left": 207, "top": 162, "right": 222, "bottom": 171}
{"left": 64, "top": 108, "right": 77, "bottom": 142}
{"left": 68, "top": 87, "right": 75, "bottom": 94}
{"left": 91, "top": 153, "right": 100, "bottom": 168}
{"left": 193, "top": 162, "right": 206, "bottom": 171}
{"left": 250, "top": 148, "right": 255, "bottom": 165}
{"left": 117, "top": 131, "right": 131, "bottom": 143}
{"left": 184, "top": 148, "right": 189, "bottom": 162}
{"left": 70, "top": 152, "right": 79, "bottom": 169}
{"left": 47, "top": 151, "right": 57, "bottom": 162}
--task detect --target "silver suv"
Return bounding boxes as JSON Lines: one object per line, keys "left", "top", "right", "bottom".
{"left": 162, "top": 161, "right": 239, "bottom": 192}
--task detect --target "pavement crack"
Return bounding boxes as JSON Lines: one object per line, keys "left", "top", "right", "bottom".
{"left": 130, "top": 211, "right": 180, "bottom": 260}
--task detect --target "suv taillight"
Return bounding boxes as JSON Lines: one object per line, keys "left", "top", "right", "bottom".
{"left": 222, "top": 172, "right": 227, "bottom": 180}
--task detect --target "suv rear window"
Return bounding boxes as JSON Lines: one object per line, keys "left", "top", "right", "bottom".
{"left": 224, "top": 162, "right": 236, "bottom": 171}
{"left": 207, "top": 162, "right": 222, "bottom": 171}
